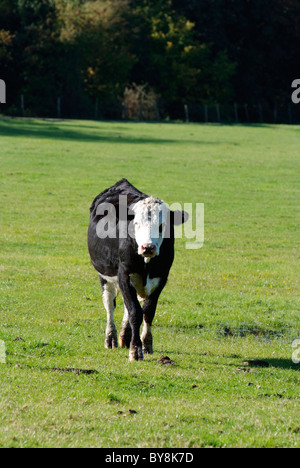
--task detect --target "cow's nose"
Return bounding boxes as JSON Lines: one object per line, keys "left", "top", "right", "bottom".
{"left": 141, "top": 244, "right": 156, "bottom": 256}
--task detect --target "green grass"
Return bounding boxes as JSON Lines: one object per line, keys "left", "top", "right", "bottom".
{"left": 0, "top": 118, "right": 299, "bottom": 448}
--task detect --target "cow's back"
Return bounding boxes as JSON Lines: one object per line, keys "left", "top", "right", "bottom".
{"left": 89, "top": 178, "right": 147, "bottom": 220}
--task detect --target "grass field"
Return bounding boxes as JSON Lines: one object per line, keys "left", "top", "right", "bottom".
{"left": 0, "top": 118, "right": 299, "bottom": 448}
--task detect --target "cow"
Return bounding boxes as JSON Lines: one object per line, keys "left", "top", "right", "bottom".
{"left": 87, "top": 179, "right": 187, "bottom": 361}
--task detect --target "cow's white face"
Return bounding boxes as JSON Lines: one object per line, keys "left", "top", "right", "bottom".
{"left": 131, "top": 197, "right": 168, "bottom": 261}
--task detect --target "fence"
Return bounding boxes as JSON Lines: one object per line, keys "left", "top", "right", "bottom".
{"left": 3, "top": 94, "right": 300, "bottom": 124}
{"left": 184, "top": 102, "right": 300, "bottom": 124}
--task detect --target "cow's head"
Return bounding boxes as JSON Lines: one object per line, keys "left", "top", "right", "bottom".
{"left": 130, "top": 197, "right": 188, "bottom": 261}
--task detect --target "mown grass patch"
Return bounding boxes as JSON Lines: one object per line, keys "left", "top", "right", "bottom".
{"left": 0, "top": 119, "right": 299, "bottom": 447}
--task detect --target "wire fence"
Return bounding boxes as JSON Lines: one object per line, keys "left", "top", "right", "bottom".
{"left": 4, "top": 94, "right": 300, "bottom": 124}
{"left": 184, "top": 101, "right": 300, "bottom": 124}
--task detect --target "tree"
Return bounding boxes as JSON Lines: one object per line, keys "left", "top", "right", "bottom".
{"left": 0, "top": 0, "right": 298, "bottom": 119}
{"left": 16, "top": 0, "right": 65, "bottom": 115}
{"left": 173, "top": 0, "right": 300, "bottom": 105}
{"left": 127, "top": 1, "right": 236, "bottom": 114}
{"left": 0, "top": 0, "right": 21, "bottom": 107}
{"left": 58, "top": 0, "right": 135, "bottom": 116}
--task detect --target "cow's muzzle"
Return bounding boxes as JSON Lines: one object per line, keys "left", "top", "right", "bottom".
{"left": 141, "top": 244, "right": 157, "bottom": 258}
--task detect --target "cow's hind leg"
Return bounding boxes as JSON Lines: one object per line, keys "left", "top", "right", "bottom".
{"left": 100, "top": 278, "right": 118, "bottom": 349}
{"left": 119, "top": 306, "right": 132, "bottom": 348}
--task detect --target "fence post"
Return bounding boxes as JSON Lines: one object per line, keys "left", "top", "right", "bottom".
{"left": 216, "top": 104, "right": 221, "bottom": 123}
{"left": 123, "top": 102, "right": 129, "bottom": 120}
{"left": 273, "top": 105, "right": 277, "bottom": 123}
{"left": 95, "top": 98, "right": 99, "bottom": 120}
{"left": 258, "top": 103, "right": 264, "bottom": 123}
{"left": 204, "top": 104, "right": 208, "bottom": 123}
{"left": 21, "top": 94, "right": 25, "bottom": 116}
{"left": 57, "top": 97, "right": 61, "bottom": 119}
{"left": 154, "top": 102, "right": 160, "bottom": 121}
{"left": 184, "top": 104, "right": 189, "bottom": 123}
{"left": 234, "top": 103, "right": 239, "bottom": 123}
{"left": 244, "top": 103, "right": 249, "bottom": 122}
{"left": 139, "top": 101, "right": 143, "bottom": 121}
{"left": 288, "top": 103, "right": 292, "bottom": 125}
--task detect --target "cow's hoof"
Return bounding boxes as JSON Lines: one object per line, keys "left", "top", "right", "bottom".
{"left": 105, "top": 330, "right": 118, "bottom": 349}
{"left": 142, "top": 344, "right": 153, "bottom": 355}
{"left": 142, "top": 335, "right": 153, "bottom": 355}
{"left": 119, "top": 336, "right": 131, "bottom": 349}
{"left": 142, "top": 337, "right": 153, "bottom": 355}
{"left": 119, "top": 327, "right": 132, "bottom": 349}
{"left": 129, "top": 346, "right": 144, "bottom": 362}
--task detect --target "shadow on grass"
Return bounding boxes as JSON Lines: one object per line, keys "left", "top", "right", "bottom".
{"left": 0, "top": 118, "right": 167, "bottom": 144}
{"left": 266, "top": 359, "right": 299, "bottom": 371}
{"left": 0, "top": 117, "right": 229, "bottom": 145}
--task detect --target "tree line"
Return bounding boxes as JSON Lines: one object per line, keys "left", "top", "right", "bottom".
{"left": 0, "top": 0, "right": 299, "bottom": 121}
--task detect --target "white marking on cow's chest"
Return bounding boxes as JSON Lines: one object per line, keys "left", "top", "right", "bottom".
{"left": 130, "top": 274, "right": 160, "bottom": 299}
{"left": 99, "top": 273, "right": 118, "bottom": 284}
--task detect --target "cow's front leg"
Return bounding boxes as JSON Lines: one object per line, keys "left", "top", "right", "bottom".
{"left": 100, "top": 278, "right": 118, "bottom": 349}
{"left": 118, "top": 269, "right": 144, "bottom": 361}
{"left": 141, "top": 321, "right": 153, "bottom": 355}
{"left": 119, "top": 305, "right": 132, "bottom": 349}
{"left": 141, "top": 294, "right": 160, "bottom": 355}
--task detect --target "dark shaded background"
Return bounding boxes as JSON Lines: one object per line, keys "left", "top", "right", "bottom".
{"left": 0, "top": 0, "right": 299, "bottom": 122}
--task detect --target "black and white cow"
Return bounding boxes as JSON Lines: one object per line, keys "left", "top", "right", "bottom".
{"left": 87, "top": 179, "right": 187, "bottom": 361}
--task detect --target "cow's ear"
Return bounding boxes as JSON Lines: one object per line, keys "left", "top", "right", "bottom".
{"left": 170, "top": 210, "right": 189, "bottom": 226}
